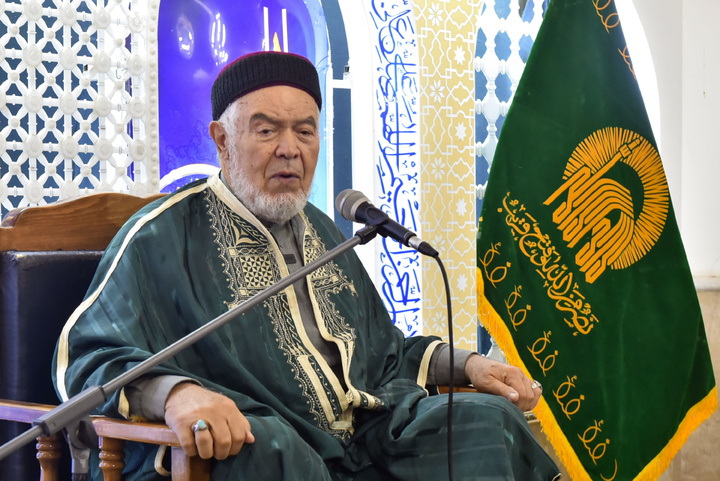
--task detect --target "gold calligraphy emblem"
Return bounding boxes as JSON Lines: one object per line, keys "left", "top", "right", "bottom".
{"left": 602, "top": 460, "right": 619, "bottom": 481}
{"left": 579, "top": 420, "right": 619, "bottom": 479}
{"left": 502, "top": 193, "right": 600, "bottom": 335}
{"left": 618, "top": 45, "right": 636, "bottom": 78}
{"left": 553, "top": 375, "right": 585, "bottom": 420}
{"left": 505, "top": 286, "right": 531, "bottom": 331}
{"left": 579, "top": 420, "right": 611, "bottom": 466}
{"left": 593, "top": 0, "right": 635, "bottom": 77}
{"left": 544, "top": 128, "right": 668, "bottom": 283}
{"left": 593, "top": 0, "right": 620, "bottom": 32}
{"left": 479, "top": 242, "right": 510, "bottom": 288}
{"left": 527, "top": 331, "right": 557, "bottom": 376}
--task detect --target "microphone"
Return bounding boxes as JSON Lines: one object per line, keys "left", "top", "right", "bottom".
{"left": 335, "top": 189, "right": 438, "bottom": 257}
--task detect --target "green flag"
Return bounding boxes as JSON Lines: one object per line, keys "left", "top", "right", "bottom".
{"left": 476, "top": 1, "right": 717, "bottom": 480}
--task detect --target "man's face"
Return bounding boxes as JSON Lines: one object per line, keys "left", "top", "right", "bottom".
{"left": 211, "top": 85, "right": 320, "bottom": 223}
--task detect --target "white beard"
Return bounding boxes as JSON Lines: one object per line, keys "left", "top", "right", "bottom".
{"left": 223, "top": 143, "right": 310, "bottom": 224}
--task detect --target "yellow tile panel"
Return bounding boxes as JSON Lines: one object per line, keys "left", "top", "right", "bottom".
{"left": 414, "top": 0, "right": 483, "bottom": 350}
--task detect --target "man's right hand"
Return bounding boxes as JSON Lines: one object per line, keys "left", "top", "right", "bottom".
{"left": 164, "top": 382, "right": 255, "bottom": 460}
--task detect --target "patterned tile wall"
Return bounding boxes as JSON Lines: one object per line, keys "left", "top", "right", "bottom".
{"left": 414, "top": 0, "right": 483, "bottom": 350}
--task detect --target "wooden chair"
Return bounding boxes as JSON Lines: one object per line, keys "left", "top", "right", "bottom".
{"left": 0, "top": 193, "right": 212, "bottom": 481}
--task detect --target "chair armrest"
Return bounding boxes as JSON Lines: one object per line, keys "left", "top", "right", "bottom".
{"left": 0, "top": 399, "right": 58, "bottom": 423}
{"left": 0, "top": 399, "right": 179, "bottom": 446}
{"left": 92, "top": 416, "right": 180, "bottom": 446}
{"left": 0, "top": 398, "right": 212, "bottom": 481}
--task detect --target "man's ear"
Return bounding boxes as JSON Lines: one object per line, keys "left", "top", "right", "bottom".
{"left": 209, "top": 121, "right": 228, "bottom": 161}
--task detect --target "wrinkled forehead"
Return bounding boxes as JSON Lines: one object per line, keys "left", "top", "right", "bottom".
{"left": 232, "top": 86, "right": 320, "bottom": 122}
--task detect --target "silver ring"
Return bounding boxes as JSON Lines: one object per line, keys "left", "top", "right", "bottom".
{"left": 192, "top": 419, "right": 209, "bottom": 433}
{"left": 531, "top": 380, "right": 543, "bottom": 391}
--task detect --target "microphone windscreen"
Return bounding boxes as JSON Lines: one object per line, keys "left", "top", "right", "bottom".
{"left": 335, "top": 189, "right": 369, "bottom": 222}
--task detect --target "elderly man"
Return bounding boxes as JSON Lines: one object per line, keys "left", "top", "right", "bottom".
{"left": 53, "top": 52, "right": 560, "bottom": 480}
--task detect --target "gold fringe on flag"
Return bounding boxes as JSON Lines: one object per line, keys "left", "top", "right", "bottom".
{"left": 476, "top": 267, "right": 718, "bottom": 481}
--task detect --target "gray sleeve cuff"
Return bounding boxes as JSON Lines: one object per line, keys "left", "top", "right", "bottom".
{"left": 125, "top": 375, "right": 200, "bottom": 421}
{"left": 426, "top": 344, "right": 476, "bottom": 386}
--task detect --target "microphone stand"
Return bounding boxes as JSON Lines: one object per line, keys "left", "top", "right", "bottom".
{"left": 0, "top": 225, "right": 380, "bottom": 464}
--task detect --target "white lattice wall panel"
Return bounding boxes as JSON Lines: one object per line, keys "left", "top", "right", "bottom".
{"left": 475, "top": 0, "right": 544, "bottom": 197}
{"left": 0, "top": 0, "right": 160, "bottom": 214}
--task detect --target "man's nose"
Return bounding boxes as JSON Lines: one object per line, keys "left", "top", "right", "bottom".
{"left": 276, "top": 129, "right": 300, "bottom": 158}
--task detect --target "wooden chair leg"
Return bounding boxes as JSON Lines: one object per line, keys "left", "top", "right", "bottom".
{"left": 37, "top": 433, "right": 62, "bottom": 481}
{"left": 171, "top": 446, "right": 212, "bottom": 481}
{"left": 99, "top": 436, "right": 125, "bottom": 481}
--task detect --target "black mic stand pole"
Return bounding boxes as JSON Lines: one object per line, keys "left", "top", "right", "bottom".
{"left": 0, "top": 225, "right": 379, "bottom": 463}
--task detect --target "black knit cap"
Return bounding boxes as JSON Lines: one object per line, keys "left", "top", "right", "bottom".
{"left": 211, "top": 51, "right": 322, "bottom": 120}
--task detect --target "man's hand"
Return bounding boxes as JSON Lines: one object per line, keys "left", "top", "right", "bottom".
{"left": 164, "top": 382, "right": 255, "bottom": 460}
{"left": 464, "top": 354, "right": 542, "bottom": 412}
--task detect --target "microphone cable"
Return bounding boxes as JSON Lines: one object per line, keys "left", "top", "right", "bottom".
{"left": 336, "top": 189, "right": 455, "bottom": 478}
{"left": 431, "top": 254, "right": 455, "bottom": 481}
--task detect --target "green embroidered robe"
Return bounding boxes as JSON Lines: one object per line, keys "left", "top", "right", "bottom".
{"left": 52, "top": 175, "right": 442, "bottom": 478}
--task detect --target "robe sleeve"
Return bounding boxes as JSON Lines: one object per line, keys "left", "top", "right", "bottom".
{"left": 52, "top": 198, "right": 224, "bottom": 418}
